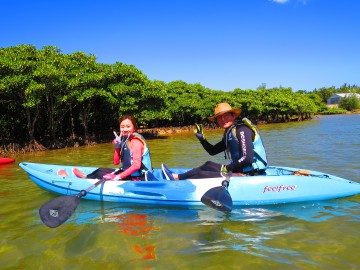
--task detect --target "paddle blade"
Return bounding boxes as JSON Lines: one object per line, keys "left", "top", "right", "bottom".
{"left": 201, "top": 186, "right": 233, "bottom": 212}
{"left": 39, "top": 195, "right": 81, "bottom": 228}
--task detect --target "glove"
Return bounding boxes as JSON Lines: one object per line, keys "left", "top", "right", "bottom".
{"left": 221, "top": 165, "right": 228, "bottom": 174}
{"left": 113, "top": 138, "right": 121, "bottom": 149}
{"left": 113, "top": 135, "right": 127, "bottom": 149}
{"left": 194, "top": 123, "right": 205, "bottom": 141}
{"left": 113, "top": 131, "right": 121, "bottom": 149}
{"left": 220, "top": 165, "right": 229, "bottom": 177}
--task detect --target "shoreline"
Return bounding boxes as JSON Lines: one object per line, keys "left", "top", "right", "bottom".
{"left": 1, "top": 112, "right": 359, "bottom": 155}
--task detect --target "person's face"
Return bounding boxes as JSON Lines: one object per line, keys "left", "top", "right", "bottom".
{"left": 120, "top": 119, "right": 135, "bottom": 136}
{"left": 216, "top": 112, "right": 236, "bottom": 129}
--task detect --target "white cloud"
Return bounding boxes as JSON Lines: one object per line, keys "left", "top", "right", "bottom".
{"left": 270, "top": 0, "right": 308, "bottom": 4}
{"left": 271, "top": 0, "right": 289, "bottom": 4}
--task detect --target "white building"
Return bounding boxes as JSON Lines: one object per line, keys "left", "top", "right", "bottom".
{"left": 327, "top": 93, "right": 360, "bottom": 104}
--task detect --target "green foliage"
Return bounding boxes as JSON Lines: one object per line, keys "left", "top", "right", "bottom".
{"left": 165, "top": 80, "right": 220, "bottom": 126}
{"left": 313, "top": 86, "right": 335, "bottom": 103}
{"left": 339, "top": 95, "right": 360, "bottom": 110}
{"left": 1, "top": 44, "right": 358, "bottom": 149}
{"left": 319, "top": 107, "right": 348, "bottom": 114}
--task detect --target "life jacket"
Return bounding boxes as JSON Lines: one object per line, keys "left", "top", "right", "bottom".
{"left": 225, "top": 118, "right": 268, "bottom": 173}
{"left": 118, "top": 132, "right": 153, "bottom": 176}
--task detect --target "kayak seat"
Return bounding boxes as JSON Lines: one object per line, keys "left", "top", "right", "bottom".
{"left": 145, "top": 171, "right": 160, "bottom": 181}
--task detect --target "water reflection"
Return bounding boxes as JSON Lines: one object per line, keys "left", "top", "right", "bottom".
{"left": 58, "top": 197, "right": 359, "bottom": 227}
{"left": 189, "top": 199, "right": 360, "bottom": 266}
{"left": 0, "top": 163, "right": 16, "bottom": 180}
{"left": 111, "top": 212, "right": 157, "bottom": 260}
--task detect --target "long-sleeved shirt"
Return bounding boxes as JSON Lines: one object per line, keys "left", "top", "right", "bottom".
{"left": 200, "top": 125, "right": 255, "bottom": 173}
{"left": 113, "top": 138, "right": 144, "bottom": 179}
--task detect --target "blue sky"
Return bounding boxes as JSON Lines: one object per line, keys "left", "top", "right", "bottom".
{"left": 1, "top": 0, "right": 359, "bottom": 92}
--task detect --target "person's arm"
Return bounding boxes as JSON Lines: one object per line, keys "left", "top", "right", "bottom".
{"left": 118, "top": 138, "right": 144, "bottom": 179}
{"left": 200, "top": 139, "right": 226, "bottom": 156}
{"left": 225, "top": 125, "right": 254, "bottom": 172}
{"left": 194, "top": 124, "right": 225, "bottom": 155}
{"left": 113, "top": 148, "right": 120, "bottom": 165}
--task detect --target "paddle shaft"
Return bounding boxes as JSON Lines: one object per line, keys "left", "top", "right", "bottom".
{"left": 78, "top": 178, "right": 106, "bottom": 197}
{"left": 221, "top": 175, "right": 230, "bottom": 189}
{"left": 79, "top": 168, "right": 121, "bottom": 196}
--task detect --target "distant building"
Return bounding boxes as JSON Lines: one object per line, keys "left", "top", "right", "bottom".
{"left": 327, "top": 93, "right": 360, "bottom": 104}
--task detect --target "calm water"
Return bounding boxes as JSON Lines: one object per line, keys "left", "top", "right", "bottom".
{"left": 1, "top": 115, "right": 359, "bottom": 270}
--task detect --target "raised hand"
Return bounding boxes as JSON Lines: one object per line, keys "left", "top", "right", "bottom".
{"left": 194, "top": 123, "right": 206, "bottom": 141}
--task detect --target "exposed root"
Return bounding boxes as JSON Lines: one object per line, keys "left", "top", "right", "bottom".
{"left": 0, "top": 143, "right": 26, "bottom": 155}
{"left": 0, "top": 141, "right": 47, "bottom": 155}
{"left": 25, "top": 140, "right": 47, "bottom": 152}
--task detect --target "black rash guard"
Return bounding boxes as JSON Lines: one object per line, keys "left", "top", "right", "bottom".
{"left": 200, "top": 124, "right": 255, "bottom": 172}
{"left": 178, "top": 125, "right": 255, "bottom": 179}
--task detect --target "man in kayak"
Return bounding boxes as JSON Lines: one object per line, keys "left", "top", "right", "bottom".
{"left": 161, "top": 102, "right": 268, "bottom": 180}
{"left": 60, "top": 115, "right": 153, "bottom": 180}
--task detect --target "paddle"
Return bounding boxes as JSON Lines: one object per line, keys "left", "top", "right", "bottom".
{"left": 39, "top": 169, "right": 119, "bottom": 228}
{"left": 201, "top": 172, "right": 233, "bottom": 212}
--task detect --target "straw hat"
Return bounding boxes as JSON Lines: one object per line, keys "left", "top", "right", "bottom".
{"left": 208, "top": 103, "right": 241, "bottom": 122}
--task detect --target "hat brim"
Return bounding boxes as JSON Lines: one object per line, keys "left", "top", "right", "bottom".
{"left": 208, "top": 108, "right": 241, "bottom": 122}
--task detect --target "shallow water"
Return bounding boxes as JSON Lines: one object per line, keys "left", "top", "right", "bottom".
{"left": 0, "top": 114, "right": 359, "bottom": 269}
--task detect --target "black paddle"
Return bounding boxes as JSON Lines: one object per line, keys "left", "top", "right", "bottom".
{"left": 39, "top": 178, "right": 105, "bottom": 228}
{"left": 201, "top": 172, "right": 233, "bottom": 212}
{"left": 39, "top": 168, "right": 119, "bottom": 228}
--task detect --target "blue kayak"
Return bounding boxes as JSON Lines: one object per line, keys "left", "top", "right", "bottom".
{"left": 19, "top": 162, "right": 360, "bottom": 206}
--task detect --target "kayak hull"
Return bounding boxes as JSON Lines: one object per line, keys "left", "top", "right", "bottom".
{"left": 0, "top": 157, "right": 15, "bottom": 164}
{"left": 19, "top": 162, "right": 360, "bottom": 206}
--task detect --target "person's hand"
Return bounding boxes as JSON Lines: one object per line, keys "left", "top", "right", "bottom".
{"left": 113, "top": 138, "right": 121, "bottom": 149}
{"left": 113, "top": 131, "right": 121, "bottom": 148}
{"left": 103, "top": 173, "right": 121, "bottom": 180}
{"left": 220, "top": 165, "right": 228, "bottom": 174}
{"left": 220, "top": 165, "right": 230, "bottom": 177}
{"left": 103, "top": 173, "right": 116, "bottom": 180}
{"left": 194, "top": 124, "right": 205, "bottom": 141}
{"left": 113, "top": 134, "right": 127, "bottom": 149}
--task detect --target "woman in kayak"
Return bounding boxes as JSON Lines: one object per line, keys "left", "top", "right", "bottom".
{"left": 161, "top": 103, "right": 268, "bottom": 180}
{"left": 61, "top": 115, "right": 152, "bottom": 180}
